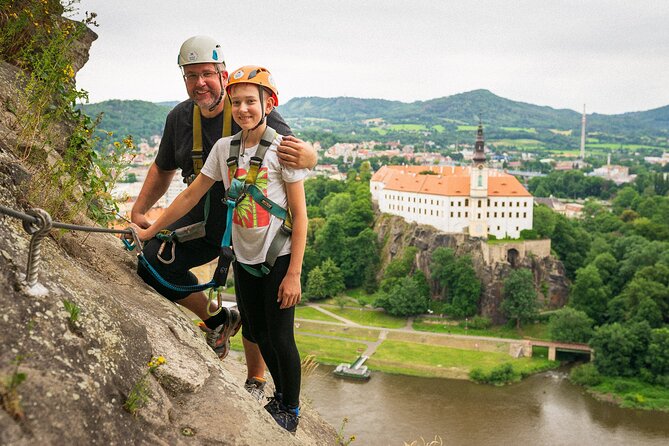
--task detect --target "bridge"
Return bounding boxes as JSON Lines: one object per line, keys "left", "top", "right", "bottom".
{"left": 523, "top": 340, "right": 593, "bottom": 361}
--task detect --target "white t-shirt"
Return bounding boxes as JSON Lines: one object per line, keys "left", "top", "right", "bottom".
{"left": 201, "top": 132, "right": 309, "bottom": 264}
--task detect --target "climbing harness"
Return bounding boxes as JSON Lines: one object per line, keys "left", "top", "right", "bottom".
{"left": 224, "top": 126, "right": 293, "bottom": 278}
{"left": 156, "top": 102, "right": 233, "bottom": 265}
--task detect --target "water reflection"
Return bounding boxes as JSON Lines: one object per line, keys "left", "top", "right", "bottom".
{"left": 303, "top": 367, "right": 669, "bottom": 446}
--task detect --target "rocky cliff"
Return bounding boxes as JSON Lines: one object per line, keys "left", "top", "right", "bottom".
{"left": 374, "top": 214, "right": 570, "bottom": 323}
{"left": 0, "top": 18, "right": 337, "bottom": 446}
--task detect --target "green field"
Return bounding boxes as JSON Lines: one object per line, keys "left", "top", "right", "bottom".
{"left": 489, "top": 139, "right": 544, "bottom": 147}
{"left": 388, "top": 124, "right": 428, "bottom": 132}
{"left": 369, "top": 340, "right": 556, "bottom": 378}
{"left": 585, "top": 143, "right": 666, "bottom": 151}
{"left": 295, "top": 305, "right": 340, "bottom": 322}
{"left": 457, "top": 125, "right": 479, "bottom": 131}
{"left": 501, "top": 127, "right": 537, "bottom": 133}
{"left": 413, "top": 317, "right": 551, "bottom": 340}
{"left": 326, "top": 307, "right": 407, "bottom": 328}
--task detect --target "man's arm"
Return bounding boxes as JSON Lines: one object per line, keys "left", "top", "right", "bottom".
{"left": 131, "top": 163, "right": 177, "bottom": 228}
{"left": 278, "top": 136, "right": 318, "bottom": 169}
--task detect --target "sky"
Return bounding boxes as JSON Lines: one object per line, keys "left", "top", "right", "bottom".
{"left": 73, "top": 0, "right": 669, "bottom": 115}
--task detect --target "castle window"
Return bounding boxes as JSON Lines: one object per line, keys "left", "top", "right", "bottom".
{"left": 450, "top": 212, "right": 453, "bottom": 217}
{"left": 494, "top": 202, "right": 498, "bottom": 207}
{"left": 494, "top": 212, "right": 497, "bottom": 218}
{"left": 478, "top": 174, "right": 483, "bottom": 187}
{"left": 478, "top": 213, "right": 481, "bottom": 219}
{"left": 502, "top": 212, "right": 505, "bottom": 218}
{"left": 487, "top": 212, "right": 489, "bottom": 217}
{"left": 465, "top": 212, "right": 468, "bottom": 218}
{"left": 524, "top": 202, "right": 528, "bottom": 207}
{"left": 458, "top": 212, "right": 461, "bottom": 217}
{"left": 478, "top": 200, "right": 482, "bottom": 208}
{"left": 465, "top": 199, "right": 469, "bottom": 206}
{"left": 502, "top": 202, "right": 505, "bottom": 207}
{"left": 487, "top": 199, "right": 490, "bottom": 206}
{"left": 523, "top": 212, "right": 527, "bottom": 218}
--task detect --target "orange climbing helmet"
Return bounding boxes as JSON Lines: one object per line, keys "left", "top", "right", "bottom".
{"left": 226, "top": 66, "right": 279, "bottom": 106}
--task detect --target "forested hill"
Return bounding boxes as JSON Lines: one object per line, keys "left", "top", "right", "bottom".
{"left": 279, "top": 89, "right": 669, "bottom": 137}
{"left": 80, "top": 91, "right": 669, "bottom": 146}
{"left": 80, "top": 99, "right": 173, "bottom": 143}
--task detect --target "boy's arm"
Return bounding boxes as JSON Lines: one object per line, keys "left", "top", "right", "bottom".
{"left": 277, "top": 180, "right": 308, "bottom": 309}
{"left": 130, "top": 173, "right": 215, "bottom": 241}
{"left": 278, "top": 136, "right": 318, "bottom": 169}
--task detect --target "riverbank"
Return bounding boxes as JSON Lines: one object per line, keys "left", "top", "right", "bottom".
{"left": 570, "top": 364, "right": 669, "bottom": 412}
{"left": 230, "top": 303, "right": 559, "bottom": 381}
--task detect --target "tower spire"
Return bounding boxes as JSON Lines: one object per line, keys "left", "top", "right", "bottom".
{"left": 473, "top": 120, "right": 486, "bottom": 165}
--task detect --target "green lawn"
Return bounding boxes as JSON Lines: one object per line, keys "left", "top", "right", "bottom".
{"left": 296, "top": 323, "right": 380, "bottom": 342}
{"left": 326, "top": 307, "right": 407, "bottom": 328}
{"left": 342, "top": 288, "right": 377, "bottom": 306}
{"left": 457, "top": 125, "right": 479, "bottom": 131}
{"left": 413, "top": 317, "right": 551, "bottom": 341}
{"left": 295, "top": 305, "right": 340, "bottom": 322}
{"left": 295, "top": 334, "right": 368, "bottom": 365}
{"left": 369, "top": 339, "right": 556, "bottom": 378}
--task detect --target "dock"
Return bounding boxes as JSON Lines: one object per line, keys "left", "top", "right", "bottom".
{"left": 334, "top": 355, "right": 371, "bottom": 380}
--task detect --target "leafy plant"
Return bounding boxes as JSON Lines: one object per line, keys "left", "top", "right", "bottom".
{"left": 0, "top": 355, "right": 28, "bottom": 420}
{"left": 123, "top": 356, "right": 166, "bottom": 416}
{"left": 2, "top": 0, "right": 136, "bottom": 225}
{"left": 335, "top": 417, "right": 356, "bottom": 446}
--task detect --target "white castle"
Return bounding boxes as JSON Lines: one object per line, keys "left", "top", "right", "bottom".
{"left": 370, "top": 124, "right": 533, "bottom": 239}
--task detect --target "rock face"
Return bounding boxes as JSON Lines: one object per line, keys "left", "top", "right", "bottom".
{"left": 374, "top": 214, "right": 570, "bottom": 323}
{"left": 0, "top": 23, "right": 336, "bottom": 446}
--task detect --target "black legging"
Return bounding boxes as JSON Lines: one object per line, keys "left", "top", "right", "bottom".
{"left": 234, "top": 254, "right": 301, "bottom": 408}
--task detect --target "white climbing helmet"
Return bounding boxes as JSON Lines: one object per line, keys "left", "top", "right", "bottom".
{"left": 177, "top": 36, "right": 225, "bottom": 68}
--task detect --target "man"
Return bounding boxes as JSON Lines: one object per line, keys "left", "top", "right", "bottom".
{"left": 131, "top": 36, "right": 317, "bottom": 401}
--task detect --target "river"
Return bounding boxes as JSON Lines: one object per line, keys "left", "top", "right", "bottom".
{"left": 302, "top": 366, "right": 669, "bottom": 446}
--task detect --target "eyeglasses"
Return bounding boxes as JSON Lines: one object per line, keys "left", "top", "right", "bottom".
{"left": 183, "top": 71, "right": 219, "bottom": 83}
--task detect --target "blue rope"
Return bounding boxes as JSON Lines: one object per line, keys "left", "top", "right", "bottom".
{"left": 137, "top": 254, "right": 216, "bottom": 293}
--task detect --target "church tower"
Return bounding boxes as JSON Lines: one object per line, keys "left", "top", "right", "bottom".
{"left": 469, "top": 122, "right": 489, "bottom": 237}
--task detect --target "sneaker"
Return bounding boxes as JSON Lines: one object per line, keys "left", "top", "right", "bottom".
{"left": 244, "top": 377, "right": 266, "bottom": 403}
{"left": 270, "top": 404, "right": 300, "bottom": 433}
{"left": 264, "top": 393, "right": 282, "bottom": 415}
{"left": 205, "top": 307, "right": 242, "bottom": 359}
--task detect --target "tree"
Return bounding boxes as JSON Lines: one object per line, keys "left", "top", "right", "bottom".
{"left": 374, "top": 276, "right": 429, "bottom": 317}
{"left": 305, "top": 259, "right": 345, "bottom": 300}
{"left": 645, "top": 328, "right": 669, "bottom": 379}
{"left": 532, "top": 205, "right": 556, "bottom": 238}
{"left": 430, "top": 248, "right": 481, "bottom": 317}
{"left": 590, "top": 321, "right": 651, "bottom": 377}
{"left": 590, "top": 323, "right": 637, "bottom": 376}
{"left": 339, "top": 228, "right": 380, "bottom": 288}
{"left": 501, "top": 268, "right": 538, "bottom": 329}
{"left": 569, "top": 264, "right": 610, "bottom": 325}
{"left": 548, "top": 307, "right": 594, "bottom": 343}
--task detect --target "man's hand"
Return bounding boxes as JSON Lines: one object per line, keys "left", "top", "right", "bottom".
{"left": 277, "top": 136, "right": 317, "bottom": 169}
{"left": 130, "top": 212, "right": 151, "bottom": 229}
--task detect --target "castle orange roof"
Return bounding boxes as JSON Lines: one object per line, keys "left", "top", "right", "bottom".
{"left": 372, "top": 165, "right": 531, "bottom": 197}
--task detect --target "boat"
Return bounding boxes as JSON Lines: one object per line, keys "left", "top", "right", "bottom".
{"left": 333, "top": 355, "right": 371, "bottom": 380}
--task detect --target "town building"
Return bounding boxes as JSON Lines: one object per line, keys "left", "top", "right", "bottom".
{"left": 371, "top": 124, "right": 533, "bottom": 239}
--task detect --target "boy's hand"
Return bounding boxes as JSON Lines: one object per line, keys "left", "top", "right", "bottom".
{"left": 277, "top": 136, "right": 317, "bottom": 169}
{"left": 277, "top": 271, "right": 302, "bottom": 309}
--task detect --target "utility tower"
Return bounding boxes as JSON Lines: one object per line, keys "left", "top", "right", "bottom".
{"left": 580, "top": 104, "right": 586, "bottom": 160}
